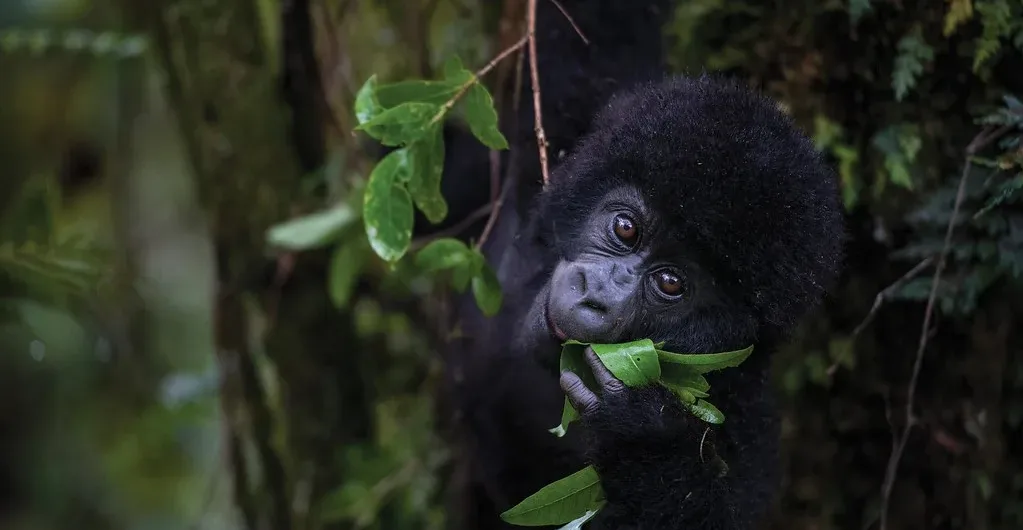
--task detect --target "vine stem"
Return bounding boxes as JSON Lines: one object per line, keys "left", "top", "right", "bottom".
{"left": 527, "top": 0, "right": 551, "bottom": 186}
{"left": 876, "top": 123, "right": 1012, "bottom": 530}
{"left": 428, "top": 34, "right": 528, "bottom": 127}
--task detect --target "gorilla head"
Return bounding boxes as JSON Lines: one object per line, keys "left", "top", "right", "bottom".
{"left": 517, "top": 75, "right": 845, "bottom": 363}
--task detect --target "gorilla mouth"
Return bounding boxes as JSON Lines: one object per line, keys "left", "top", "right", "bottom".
{"left": 544, "top": 296, "right": 569, "bottom": 342}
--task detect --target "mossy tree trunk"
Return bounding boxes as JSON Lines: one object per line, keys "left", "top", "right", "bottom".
{"left": 121, "top": 1, "right": 371, "bottom": 529}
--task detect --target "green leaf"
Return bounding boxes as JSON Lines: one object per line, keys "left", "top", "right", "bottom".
{"left": 892, "top": 27, "right": 934, "bottom": 101}
{"left": 549, "top": 342, "right": 597, "bottom": 437}
{"left": 407, "top": 124, "right": 448, "bottom": 223}
{"left": 266, "top": 205, "right": 357, "bottom": 250}
{"left": 356, "top": 102, "right": 441, "bottom": 146}
{"left": 500, "top": 465, "right": 605, "bottom": 526}
{"left": 376, "top": 80, "right": 463, "bottom": 107}
{"left": 464, "top": 83, "right": 509, "bottom": 150}
{"left": 660, "top": 363, "right": 712, "bottom": 393}
{"left": 354, "top": 75, "right": 383, "bottom": 125}
{"left": 688, "top": 399, "right": 725, "bottom": 424}
{"left": 656, "top": 344, "right": 754, "bottom": 374}
{"left": 943, "top": 0, "right": 973, "bottom": 36}
{"left": 414, "top": 237, "right": 474, "bottom": 272}
{"left": 590, "top": 339, "right": 661, "bottom": 386}
{"left": 471, "top": 255, "right": 503, "bottom": 316}
{"left": 363, "top": 150, "right": 414, "bottom": 262}
{"left": 443, "top": 56, "right": 470, "bottom": 80}
{"left": 328, "top": 240, "right": 367, "bottom": 309}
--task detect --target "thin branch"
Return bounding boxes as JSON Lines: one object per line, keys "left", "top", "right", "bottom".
{"left": 429, "top": 35, "right": 529, "bottom": 126}
{"left": 877, "top": 124, "right": 1012, "bottom": 530}
{"left": 827, "top": 257, "right": 935, "bottom": 376}
{"left": 527, "top": 0, "right": 551, "bottom": 185}
{"left": 549, "top": 0, "right": 589, "bottom": 44}
{"left": 476, "top": 178, "right": 511, "bottom": 249}
{"left": 410, "top": 204, "right": 493, "bottom": 250}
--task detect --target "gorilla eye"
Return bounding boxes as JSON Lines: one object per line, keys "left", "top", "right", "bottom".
{"left": 612, "top": 214, "right": 638, "bottom": 246}
{"left": 654, "top": 270, "right": 686, "bottom": 298}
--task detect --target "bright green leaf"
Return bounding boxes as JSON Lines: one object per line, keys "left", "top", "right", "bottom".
{"left": 549, "top": 342, "right": 597, "bottom": 437}
{"left": 656, "top": 344, "right": 754, "bottom": 374}
{"left": 328, "top": 240, "right": 367, "bottom": 309}
{"left": 688, "top": 399, "right": 725, "bottom": 424}
{"left": 443, "top": 56, "right": 470, "bottom": 80}
{"left": 590, "top": 339, "right": 661, "bottom": 386}
{"left": 356, "top": 102, "right": 441, "bottom": 146}
{"left": 354, "top": 75, "right": 383, "bottom": 125}
{"left": 464, "top": 83, "right": 509, "bottom": 150}
{"left": 363, "top": 150, "right": 414, "bottom": 262}
{"left": 471, "top": 256, "right": 503, "bottom": 316}
{"left": 500, "top": 465, "right": 605, "bottom": 526}
{"left": 408, "top": 124, "right": 448, "bottom": 223}
{"left": 266, "top": 205, "right": 357, "bottom": 250}
{"left": 660, "top": 363, "right": 712, "bottom": 393}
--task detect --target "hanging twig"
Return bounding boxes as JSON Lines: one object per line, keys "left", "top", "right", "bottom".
{"left": 826, "top": 256, "right": 935, "bottom": 376}
{"left": 430, "top": 35, "right": 529, "bottom": 126}
{"left": 876, "top": 123, "right": 1012, "bottom": 530}
{"left": 527, "top": 0, "right": 551, "bottom": 185}
{"left": 549, "top": 0, "right": 589, "bottom": 44}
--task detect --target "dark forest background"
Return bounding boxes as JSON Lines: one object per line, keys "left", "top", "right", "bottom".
{"left": 0, "top": 0, "right": 1021, "bottom": 529}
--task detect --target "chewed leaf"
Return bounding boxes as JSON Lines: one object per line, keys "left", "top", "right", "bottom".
{"left": 590, "top": 339, "right": 661, "bottom": 386}
{"left": 688, "top": 399, "right": 725, "bottom": 424}
{"left": 356, "top": 102, "right": 440, "bottom": 146}
{"left": 656, "top": 344, "right": 754, "bottom": 374}
{"left": 500, "top": 465, "right": 605, "bottom": 526}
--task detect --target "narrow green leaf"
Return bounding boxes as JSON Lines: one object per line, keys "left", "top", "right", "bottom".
{"left": 376, "top": 79, "right": 462, "bottom": 107}
{"left": 471, "top": 256, "right": 503, "bottom": 316}
{"left": 407, "top": 124, "right": 448, "bottom": 223}
{"left": 354, "top": 75, "right": 382, "bottom": 125}
{"left": 266, "top": 206, "right": 357, "bottom": 250}
{"left": 659, "top": 363, "right": 712, "bottom": 393}
{"left": 356, "top": 102, "right": 441, "bottom": 146}
{"left": 415, "top": 237, "right": 473, "bottom": 272}
{"left": 660, "top": 382, "right": 697, "bottom": 404}
{"left": 549, "top": 342, "right": 596, "bottom": 437}
{"left": 656, "top": 344, "right": 754, "bottom": 374}
{"left": 464, "top": 83, "right": 509, "bottom": 150}
{"left": 590, "top": 339, "right": 661, "bottom": 386}
{"left": 688, "top": 399, "right": 725, "bottom": 424}
{"left": 500, "top": 465, "right": 604, "bottom": 526}
{"left": 363, "top": 150, "right": 414, "bottom": 262}
{"left": 328, "top": 240, "right": 367, "bottom": 309}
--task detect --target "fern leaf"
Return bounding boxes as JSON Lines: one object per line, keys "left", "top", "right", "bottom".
{"left": 892, "top": 28, "right": 934, "bottom": 101}
{"left": 973, "top": 0, "right": 1012, "bottom": 72}
{"left": 944, "top": 0, "right": 974, "bottom": 36}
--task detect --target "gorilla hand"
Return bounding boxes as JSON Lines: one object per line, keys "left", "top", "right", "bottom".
{"left": 560, "top": 346, "right": 728, "bottom": 528}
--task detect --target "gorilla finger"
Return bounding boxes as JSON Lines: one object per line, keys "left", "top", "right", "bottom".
{"left": 560, "top": 371, "right": 601, "bottom": 415}
{"left": 584, "top": 347, "right": 625, "bottom": 394}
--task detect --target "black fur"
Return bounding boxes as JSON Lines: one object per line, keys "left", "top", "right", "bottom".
{"left": 437, "top": 1, "right": 845, "bottom": 529}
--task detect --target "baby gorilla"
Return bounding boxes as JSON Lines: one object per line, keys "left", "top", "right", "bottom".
{"left": 443, "top": 75, "right": 845, "bottom": 530}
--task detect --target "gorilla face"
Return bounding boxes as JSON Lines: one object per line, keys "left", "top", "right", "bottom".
{"left": 518, "top": 186, "right": 730, "bottom": 366}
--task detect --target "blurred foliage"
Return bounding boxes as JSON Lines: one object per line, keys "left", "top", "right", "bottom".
{"left": 1, "top": 0, "right": 1021, "bottom": 530}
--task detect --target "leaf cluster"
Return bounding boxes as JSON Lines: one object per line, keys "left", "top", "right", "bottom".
{"left": 502, "top": 339, "right": 753, "bottom": 528}
{"left": 265, "top": 57, "right": 508, "bottom": 315}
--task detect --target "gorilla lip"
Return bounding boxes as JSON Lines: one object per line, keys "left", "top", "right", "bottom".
{"left": 544, "top": 298, "right": 569, "bottom": 341}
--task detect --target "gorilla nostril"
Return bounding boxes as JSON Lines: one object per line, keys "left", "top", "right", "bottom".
{"left": 582, "top": 299, "right": 608, "bottom": 313}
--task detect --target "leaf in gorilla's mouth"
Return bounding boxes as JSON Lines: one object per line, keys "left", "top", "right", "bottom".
{"left": 501, "top": 339, "right": 754, "bottom": 528}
